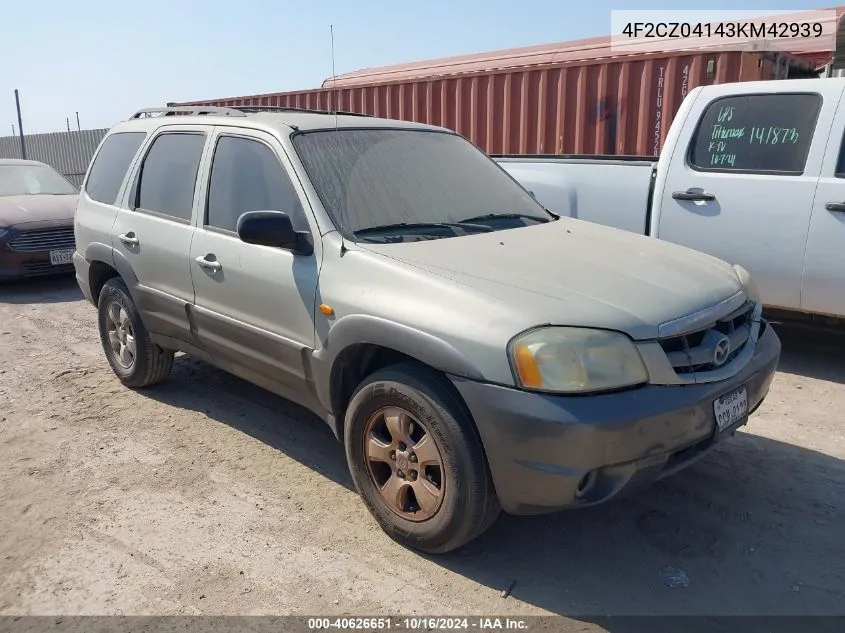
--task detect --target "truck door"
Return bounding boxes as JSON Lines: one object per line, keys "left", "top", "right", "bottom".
{"left": 653, "top": 80, "right": 843, "bottom": 312}
{"left": 800, "top": 89, "right": 845, "bottom": 319}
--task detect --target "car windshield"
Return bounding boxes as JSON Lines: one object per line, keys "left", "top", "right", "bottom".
{"left": 292, "top": 129, "right": 552, "bottom": 242}
{"left": 0, "top": 164, "right": 77, "bottom": 196}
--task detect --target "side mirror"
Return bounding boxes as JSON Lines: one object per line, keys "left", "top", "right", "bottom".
{"left": 236, "top": 210, "right": 313, "bottom": 256}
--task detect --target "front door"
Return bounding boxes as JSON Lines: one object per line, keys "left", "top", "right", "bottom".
{"left": 189, "top": 128, "right": 321, "bottom": 405}
{"left": 655, "top": 83, "right": 843, "bottom": 312}
{"left": 801, "top": 91, "right": 845, "bottom": 318}
{"left": 111, "top": 126, "right": 211, "bottom": 340}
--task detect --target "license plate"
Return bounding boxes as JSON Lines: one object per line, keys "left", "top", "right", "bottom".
{"left": 49, "top": 249, "right": 74, "bottom": 266}
{"left": 714, "top": 386, "right": 748, "bottom": 432}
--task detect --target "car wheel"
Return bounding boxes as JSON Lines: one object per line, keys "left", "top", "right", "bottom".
{"left": 344, "top": 362, "right": 500, "bottom": 553}
{"left": 97, "top": 278, "right": 173, "bottom": 387}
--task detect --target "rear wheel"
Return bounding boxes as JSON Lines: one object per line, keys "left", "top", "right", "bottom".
{"left": 344, "top": 362, "right": 500, "bottom": 553}
{"left": 97, "top": 278, "right": 173, "bottom": 387}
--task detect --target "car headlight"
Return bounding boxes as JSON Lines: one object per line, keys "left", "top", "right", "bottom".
{"left": 509, "top": 327, "right": 648, "bottom": 393}
{"left": 732, "top": 264, "right": 760, "bottom": 305}
{"left": 0, "top": 228, "right": 8, "bottom": 239}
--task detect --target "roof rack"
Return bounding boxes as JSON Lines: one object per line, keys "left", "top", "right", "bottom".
{"left": 130, "top": 106, "right": 246, "bottom": 119}
{"left": 130, "top": 105, "right": 374, "bottom": 120}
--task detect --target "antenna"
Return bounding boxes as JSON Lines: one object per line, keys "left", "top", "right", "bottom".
{"left": 330, "top": 24, "right": 347, "bottom": 256}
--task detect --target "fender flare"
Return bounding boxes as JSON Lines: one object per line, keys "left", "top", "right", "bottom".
{"left": 310, "top": 314, "right": 485, "bottom": 415}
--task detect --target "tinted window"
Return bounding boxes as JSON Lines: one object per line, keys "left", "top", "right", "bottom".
{"left": 0, "top": 164, "right": 77, "bottom": 196}
{"left": 85, "top": 132, "right": 146, "bottom": 204}
{"left": 137, "top": 133, "right": 206, "bottom": 221}
{"left": 206, "top": 136, "right": 304, "bottom": 232}
{"left": 690, "top": 93, "right": 820, "bottom": 175}
{"left": 292, "top": 129, "right": 547, "bottom": 238}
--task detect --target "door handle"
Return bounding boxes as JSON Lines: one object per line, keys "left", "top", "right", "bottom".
{"left": 118, "top": 232, "right": 139, "bottom": 246}
{"left": 195, "top": 255, "right": 222, "bottom": 271}
{"left": 825, "top": 201, "right": 845, "bottom": 212}
{"left": 672, "top": 189, "right": 716, "bottom": 202}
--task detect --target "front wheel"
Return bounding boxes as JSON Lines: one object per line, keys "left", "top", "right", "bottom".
{"left": 344, "top": 363, "right": 500, "bottom": 553}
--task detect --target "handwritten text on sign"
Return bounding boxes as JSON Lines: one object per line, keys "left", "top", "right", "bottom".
{"left": 707, "top": 105, "right": 799, "bottom": 167}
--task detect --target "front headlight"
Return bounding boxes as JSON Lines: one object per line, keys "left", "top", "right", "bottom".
{"left": 0, "top": 228, "right": 8, "bottom": 239}
{"left": 732, "top": 264, "right": 760, "bottom": 304}
{"left": 509, "top": 327, "right": 648, "bottom": 393}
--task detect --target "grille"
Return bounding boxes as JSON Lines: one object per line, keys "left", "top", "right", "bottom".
{"left": 22, "top": 260, "right": 74, "bottom": 275}
{"left": 659, "top": 301, "right": 756, "bottom": 376}
{"left": 9, "top": 227, "right": 75, "bottom": 252}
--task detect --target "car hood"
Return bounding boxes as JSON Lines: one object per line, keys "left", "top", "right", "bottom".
{"left": 0, "top": 194, "right": 78, "bottom": 228}
{"left": 362, "top": 217, "right": 745, "bottom": 340}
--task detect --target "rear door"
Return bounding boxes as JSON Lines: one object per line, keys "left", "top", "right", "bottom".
{"left": 111, "top": 126, "right": 211, "bottom": 340}
{"left": 653, "top": 80, "right": 843, "bottom": 312}
{"left": 800, "top": 91, "right": 845, "bottom": 318}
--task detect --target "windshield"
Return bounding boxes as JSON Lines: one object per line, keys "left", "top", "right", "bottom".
{"left": 292, "top": 129, "right": 551, "bottom": 241}
{"left": 0, "top": 164, "right": 77, "bottom": 196}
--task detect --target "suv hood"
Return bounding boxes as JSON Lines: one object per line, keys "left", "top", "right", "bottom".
{"left": 0, "top": 194, "right": 78, "bottom": 228}
{"left": 363, "top": 217, "right": 744, "bottom": 340}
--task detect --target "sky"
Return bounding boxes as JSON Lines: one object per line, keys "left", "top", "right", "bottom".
{"left": 0, "top": 0, "right": 834, "bottom": 135}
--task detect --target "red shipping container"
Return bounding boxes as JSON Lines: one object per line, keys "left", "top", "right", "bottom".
{"left": 170, "top": 38, "right": 822, "bottom": 156}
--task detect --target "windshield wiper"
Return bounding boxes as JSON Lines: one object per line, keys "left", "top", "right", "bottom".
{"left": 458, "top": 212, "right": 553, "bottom": 224}
{"left": 354, "top": 221, "right": 493, "bottom": 237}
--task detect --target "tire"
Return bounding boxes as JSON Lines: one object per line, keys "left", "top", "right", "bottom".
{"left": 97, "top": 277, "right": 173, "bottom": 388}
{"left": 344, "top": 362, "right": 500, "bottom": 553}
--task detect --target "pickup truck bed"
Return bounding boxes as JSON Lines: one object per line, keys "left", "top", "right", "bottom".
{"left": 495, "top": 155, "right": 655, "bottom": 235}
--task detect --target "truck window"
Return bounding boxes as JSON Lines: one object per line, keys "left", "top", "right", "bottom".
{"left": 205, "top": 135, "right": 305, "bottom": 233}
{"left": 689, "top": 93, "right": 821, "bottom": 175}
{"left": 135, "top": 132, "right": 206, "bottom": 223}
{"left": 84, "top": 132, "right": 146, "bottom": 205}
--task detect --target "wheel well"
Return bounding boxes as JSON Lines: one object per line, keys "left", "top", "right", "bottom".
{"left": 89, "top": 261, "right": 120, "bottom": 303}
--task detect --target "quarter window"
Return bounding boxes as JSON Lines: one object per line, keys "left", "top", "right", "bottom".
{"left": 136, "top": 133, "right": 206, "bottom": 222}
{"left": 206, "top": 136, "right": 304, "bottom": 232}
{"left": 689, "top": 93, "right": 821, "bottom": 175}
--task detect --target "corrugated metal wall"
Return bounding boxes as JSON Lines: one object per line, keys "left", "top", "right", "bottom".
{"left": 0, "top": 128, "right": 108, "bottom": 187}
{"left": 172, "top": 50, "right": 807, "bottom": 156}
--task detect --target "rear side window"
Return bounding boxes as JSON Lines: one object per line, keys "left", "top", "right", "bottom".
{"left": 205, "top": 135, "right": 305, "bottom": 232}
{"left": 689, "top": 93, "right": 821, "bottom": 175}
{"left": 84, "top": 132, "right": 146, "bottom": 204}
{"left": 136, "top": 132, "right": 206, "bottom": 222}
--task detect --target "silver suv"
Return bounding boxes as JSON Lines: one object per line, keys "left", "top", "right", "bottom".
{"left": 73, "top": 105, "right": 781, "bottom": 553}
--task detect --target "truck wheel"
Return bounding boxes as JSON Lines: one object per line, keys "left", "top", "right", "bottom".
{"left": 97, "top": 278, "right": 173, "bottom": 388}
{"left": 344, "top": 362, "right": 500, "bottom": 553}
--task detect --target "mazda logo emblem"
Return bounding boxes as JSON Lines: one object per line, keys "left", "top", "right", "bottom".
{"left": 713, "top": 336, "right": 731, "bottom": 367}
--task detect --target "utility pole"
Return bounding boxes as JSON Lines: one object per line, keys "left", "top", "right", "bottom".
{"left": 66, "top": 117, "right": 71, "bottom": 133}
{"left": 75, "top": 111, "right": 80, "bottom": 131}
{"left": 11, "top": 124, "right": 14, "bottom": 136}
{"left": 14, "top": 89, "right": 26, "bottom": 159}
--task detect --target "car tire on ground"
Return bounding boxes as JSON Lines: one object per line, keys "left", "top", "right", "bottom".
{"left": 344, "top": 362, "right": 500, "bottom": 553}
{"left": 97, "top": 277, "right": 173, "bottom": 388}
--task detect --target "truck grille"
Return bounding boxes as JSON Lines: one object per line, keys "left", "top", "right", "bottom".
{"left": 9, "top": 227, "right": 75, "bottom": 252}
{"left": 658, "top": 301, "right": 756, "bottom": 376}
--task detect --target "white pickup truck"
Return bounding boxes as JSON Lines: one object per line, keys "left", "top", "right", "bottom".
{"left": 496, "top": 77, "right": 845, "bottom": 322}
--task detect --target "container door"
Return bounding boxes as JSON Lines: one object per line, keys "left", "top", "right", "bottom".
{"left": 653, "top": 80, "right": 843, "bottom": 312}
{"left": 800, "top": 90, "right": 845, "bottom": 319}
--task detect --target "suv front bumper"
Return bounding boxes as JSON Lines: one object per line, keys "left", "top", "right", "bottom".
{"left": 450, "top": 323, "right": 781, "bottom": 515}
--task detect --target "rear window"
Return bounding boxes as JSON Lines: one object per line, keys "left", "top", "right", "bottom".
{"left": 85, "top": 132, "right": 146, "bottom": 204}
{"left": 689, "top": 93, "right": 821, "bottom": 175}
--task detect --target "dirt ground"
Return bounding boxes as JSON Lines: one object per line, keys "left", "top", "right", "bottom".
{"left": 0, "top": 275, "right": 843, "bottom": 628}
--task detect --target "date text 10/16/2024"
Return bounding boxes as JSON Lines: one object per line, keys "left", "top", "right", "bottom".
{"left": 307, "top": 617, "right": 529, "bottom": 631}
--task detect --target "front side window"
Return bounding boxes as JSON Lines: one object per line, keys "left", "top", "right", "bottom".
{"left": 85, "top": 132, "right": 146, "bottom": 204}
{"left": 136, "top": 132, "right": 206, "bottom": 222}
{"left": 689, "top": 93, "right": 821, "bottom": 175}
{"left": 206, "top": 136, "right": 305, "bottom": 232}
{"left": 292, "top": 129, "right": 552, "bottom": 242}
{"left": 0, "top": 163, "right": 77, "bottom": 197}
